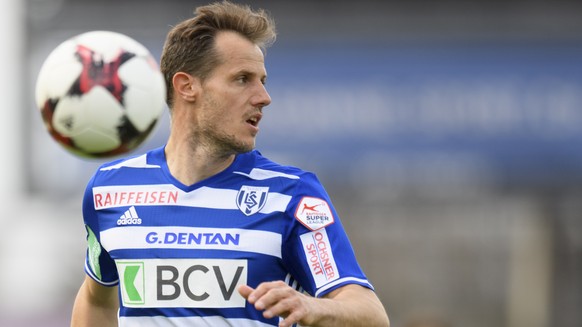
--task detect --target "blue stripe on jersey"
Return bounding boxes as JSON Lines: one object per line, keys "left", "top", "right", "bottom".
{"left": 118, "top": 315, "right": 275, "bottom": 326}
{"left": 82, "top": 146, "right": 372, "bottom": 326}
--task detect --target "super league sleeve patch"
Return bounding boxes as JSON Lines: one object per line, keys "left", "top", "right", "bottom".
{"left": 294, "top": 196, "right": 335, "bottom": 231}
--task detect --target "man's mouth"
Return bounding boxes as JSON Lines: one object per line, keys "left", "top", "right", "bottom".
{"left": 246, "top": 114, "right": 261, "bottom": 127}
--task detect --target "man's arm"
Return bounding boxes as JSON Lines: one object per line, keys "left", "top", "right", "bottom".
{"left": 239, "top": 282, "right": 390, "bottom": 327}
{"left": 71, "top": 275, "right": 119, "bottom": 327}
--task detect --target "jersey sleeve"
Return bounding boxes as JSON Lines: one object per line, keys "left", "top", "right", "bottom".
{"left": 82, "top": 172, "right": 119, "bottom": 286}
{"left": 281, "top": 172, "right": 373, "bottom": 298}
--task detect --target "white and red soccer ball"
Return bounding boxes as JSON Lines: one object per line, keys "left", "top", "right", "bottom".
{"left": 35, "top": 31, "right": 165, "bottom": 158}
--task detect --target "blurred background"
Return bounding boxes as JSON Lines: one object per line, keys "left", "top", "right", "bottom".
{"left": 1, "top": 0, "right": 581, "bottom": 326}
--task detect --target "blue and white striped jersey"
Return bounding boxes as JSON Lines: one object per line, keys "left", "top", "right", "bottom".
{"left": 82, "top": 146, "right": 372, "bottom": 327}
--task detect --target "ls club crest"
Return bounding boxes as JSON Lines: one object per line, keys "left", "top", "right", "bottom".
{"left": 236, "top": 186, "right": 268, "bottom": 216}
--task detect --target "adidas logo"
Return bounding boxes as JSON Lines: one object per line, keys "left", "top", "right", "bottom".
{"left": 117, "top": 206, "right": 142, "bottom": 225}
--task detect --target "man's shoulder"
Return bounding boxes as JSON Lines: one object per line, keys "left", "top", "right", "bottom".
{"left": 97, "top": 147, "right": 163, "bottom": 171}
{"left": 236, "top": 150, "right": 311, "bottom": 181}
{"left": 90, "top": 147, "right": 164, "bottom": 186}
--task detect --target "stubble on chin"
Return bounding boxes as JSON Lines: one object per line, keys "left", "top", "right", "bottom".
{"left": 200, "top": 126, "right": 255, "bottom": 155}
{"left": 198, "top": 93, "right": 256, "bottom": 155}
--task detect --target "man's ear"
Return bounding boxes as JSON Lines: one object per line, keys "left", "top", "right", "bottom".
{"left": 172, "top": 72, "right": 200, "bottom": 102}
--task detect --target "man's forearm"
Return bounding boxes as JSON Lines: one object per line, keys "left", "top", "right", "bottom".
{"left": 71, "top": 278, "right": 119, "bottom": 327}
{"left": 310, "top": 285, "right": 390, "bottom": 327}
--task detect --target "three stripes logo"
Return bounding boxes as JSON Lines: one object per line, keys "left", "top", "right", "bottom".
{"left": 117, "top": 206, "right": 142, "bottom": 225}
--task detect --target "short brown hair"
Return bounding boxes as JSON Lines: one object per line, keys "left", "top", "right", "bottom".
{"left": 160, "top": 1, "right": 277, "bottom": 109}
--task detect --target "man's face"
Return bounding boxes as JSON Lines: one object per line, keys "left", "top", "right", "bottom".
{"left": 196, "top": 31, "right": 271, "bottom": 154}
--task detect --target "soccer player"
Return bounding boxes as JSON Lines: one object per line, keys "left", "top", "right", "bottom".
{"left": 70, "top": 1, "right": 390, "bottom": 327}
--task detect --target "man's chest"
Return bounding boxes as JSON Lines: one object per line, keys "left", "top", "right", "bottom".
{"left": 98, "top": 204, "right": 288, "bottom": 309}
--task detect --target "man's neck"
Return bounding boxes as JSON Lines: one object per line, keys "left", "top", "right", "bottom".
{"left": 164, "top": 137, "right": 236, "bottom": 186}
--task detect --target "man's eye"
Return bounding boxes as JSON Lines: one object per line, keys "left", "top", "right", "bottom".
{"left": 237, "top": 76, "right": 248, "bottom": 83}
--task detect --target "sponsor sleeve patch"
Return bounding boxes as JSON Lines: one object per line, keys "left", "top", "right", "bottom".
{"left": 300, "top": 229, "right": 340, "bottom": 288}
{"left": 294, "top": 196, "right": 335, "bottom": 231}
{"left": 86, "top": 225, "right": 102, "bottom": 280}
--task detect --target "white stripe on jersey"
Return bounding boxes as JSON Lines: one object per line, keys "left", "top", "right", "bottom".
{"left": 118, "top": 315, "right": 275, "bottom": 327}
{"left": 314, "top": 277, "right": 374, "bottom": 298}
{"left": 233, "top": 168, "right": 299, "bottom": 180}
{"left": 100, "top": 154, "right": 161, "bottom": 171}
{"left": 92, "top": 184, "right": 292, "bottom": 212}
{"left": 101, "top": 226, "right": 282, "bottom": 258}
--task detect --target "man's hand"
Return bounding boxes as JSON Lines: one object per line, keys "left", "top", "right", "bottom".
{"left": 239, "top": 282, "right": 390, "bottom": 327}
{"left": 239, "top": 281, "right": 318, "bottom": 327}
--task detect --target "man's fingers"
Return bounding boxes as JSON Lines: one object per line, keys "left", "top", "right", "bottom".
{"left": 261, "top": 297, "right": 292, "bottom": 319}
{"left": 239, "top": 281, "right": 308, "bottom": 326}
{"left": 238, "top": 285, "right": 254, "bottom": 302}
{"left": 243, "top": 281, "right": 286, "bottom": 305}
{"left": 254, "top": 283, "right": 293, "bottom": 311}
